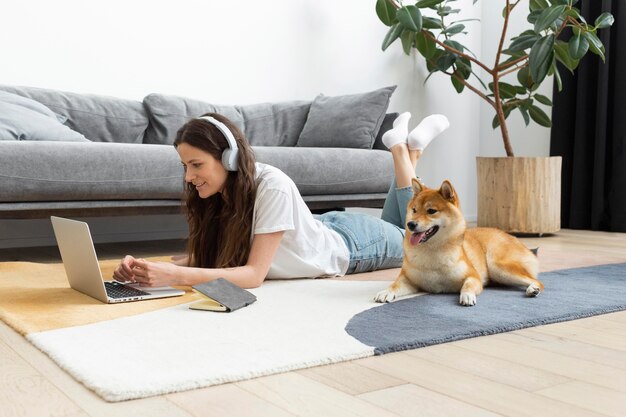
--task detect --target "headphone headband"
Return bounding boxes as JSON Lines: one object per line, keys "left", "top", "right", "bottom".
{"left": 197, "top": 115, "right": 239, "bottom": 171}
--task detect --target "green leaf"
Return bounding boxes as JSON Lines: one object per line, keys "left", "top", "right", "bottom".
{"left": 595, "top": 12, "right": 614, "bottom": 29}
{"left": 514, "top": 86, "right": 528, "bottom": 95}
{"left": 564, "top": 8, "right": 582, "bottom": 22}
{"left": 534, "top": 94, "right": 553, "bottom": 106}
{"left": 400, "top": 30, "right": 414, "bottom": 55}
{"left": 568, "top": 32, "right": 589, "bottom": 60}
{"left": 529, "top": 34, "right": 555, "bottom": 85}
{"left": 492, "top": 106, "right": 513, "bottom": 129}
{"left": 554, "top": 65, "right": 563, "bottom": 91}
{"left": 444, "top": 39, "right": 464, "bottom": 56}
{"left": 416, "top": 31, "right": 437, "bottom": 59}
{"left": 534, "top": 5, "right": 567, "bottom": 33}
{"left": 528, "top": 105, "right": 552, "bottom": 127}
{"left": 382, "top": 23, "right": 403, "bottom": 51}
{"left": 499, "top": 83, "right": 517, "bottom": 99}
{"left": 529, "top": 0, "right": 549, "bottom": 11}
{"left": 443, "top": 24, "right": 465, "bottom": 36}
{"left": 422, "top": 16, "right": 443, "bottom": 29}
{"left": 451, "top": 73, "right": 465, "bottom": 93}
{"left": 449, "top": 18, "right": 480, "bottom": 25}
{"left": 508, "top": 33, "right": 540, "bottom": 52}
{"left": 455, "top": 58, "right": 472, "bottom": 78}
{"left": 375, "top": 0, "right": 397, "bottom": 26}
{"left": 527, "top": 10, "right": 543, "bottom": 25}
{"left": 519, "top": 106, "right": 530, "bottom": 126}
{"left": 584, "top": 31, "right": 606, "bottom": 62}
{"left": 397, "top": 5, "right": 423, "bottom": 32}
{"left": 416, "top": 0, "right": 445, "bottom": 7}
{"left": 570, "top": 7, "right": 587, "bottom": 24}
{"left": 517, "top": 66, "right": 534, "bottom": 89}
{"left": 436, "top": 52, "right": 457, "bottom": 72}
{"left": 426, "top": 49, "right": 445, "bottom": 72}
{"left": 554, "top": 40, "right": 579, "bottom": 73}
{"left": 488, "top": 82, "right": 517, "bottom": 99}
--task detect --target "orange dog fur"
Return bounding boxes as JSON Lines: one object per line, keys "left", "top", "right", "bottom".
{"left": 374, "top": 179, "right": 543, "bottom": 306}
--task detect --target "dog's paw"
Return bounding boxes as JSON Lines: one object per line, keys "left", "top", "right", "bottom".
{"left": 459, "top": 292, "right": 476, "bottom": 306}
{"left": 526, "top": 283, "right": 542, "bottom": 297}
{"left": 374, "top": 289, "right": 397, "bottom": 303}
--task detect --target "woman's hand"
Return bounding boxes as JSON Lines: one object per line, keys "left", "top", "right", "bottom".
{"left": 113, "top": 256, "right": 181, "bottom": 287}
{"left": 113, "top": 255, "right": 139, "bottom": 283}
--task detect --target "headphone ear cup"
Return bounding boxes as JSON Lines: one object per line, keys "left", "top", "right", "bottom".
{"left": 222, "top": 149, "right": 239, "bottom": 171}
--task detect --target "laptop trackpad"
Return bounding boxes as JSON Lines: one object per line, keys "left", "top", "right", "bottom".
{"left": 126, "top": 283, "right": 184, "bottom": 296}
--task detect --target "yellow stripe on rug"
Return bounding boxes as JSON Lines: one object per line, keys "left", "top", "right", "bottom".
{"left": 0, "top": 257, "right": 196, "bottom": 335}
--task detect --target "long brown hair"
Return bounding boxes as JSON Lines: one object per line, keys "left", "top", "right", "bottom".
{"left": 174, "top": 113, "right": 257, "bottom": 269}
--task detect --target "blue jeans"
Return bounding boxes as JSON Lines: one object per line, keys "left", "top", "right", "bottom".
{"left": 317, "top": 179, "right": 413, "bottom": 274}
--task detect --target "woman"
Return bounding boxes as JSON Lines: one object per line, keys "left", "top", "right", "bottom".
{"left": 113, "top": 111, "right": 449, "bottom": 288}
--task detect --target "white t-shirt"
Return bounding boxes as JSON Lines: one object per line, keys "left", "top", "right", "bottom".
{"left": 252, "top": 163, "right": 350, "bottom": 279}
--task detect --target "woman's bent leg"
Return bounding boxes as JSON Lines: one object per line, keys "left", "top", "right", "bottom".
{"left": 320, "top": 212, "right": 404, "bottom": 274}
{"left": 381, "top": 178, "right": 413, "bottom": 229}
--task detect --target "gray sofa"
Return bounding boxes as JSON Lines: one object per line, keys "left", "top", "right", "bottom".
{"left": 0, "top": 85, "right": 397, "bottom": 219}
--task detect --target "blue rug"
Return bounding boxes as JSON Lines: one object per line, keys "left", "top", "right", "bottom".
{"left": 346, "top": 262, "right": 626, "bottom": 354}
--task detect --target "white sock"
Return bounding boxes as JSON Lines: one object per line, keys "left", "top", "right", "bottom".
{"left": 382, "top": 112, "right": 411, "bottom": 149}
{"left": 407, "top": 114, "right": 450, "bottom": 151}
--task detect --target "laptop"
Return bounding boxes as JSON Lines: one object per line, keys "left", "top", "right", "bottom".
{"left": 51, "top": 216, "right": 185, "bottom": 303}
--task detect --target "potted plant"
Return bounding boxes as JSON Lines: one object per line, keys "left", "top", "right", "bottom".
{"left": 375, "top": 0, "right": 614, "bottom": 233}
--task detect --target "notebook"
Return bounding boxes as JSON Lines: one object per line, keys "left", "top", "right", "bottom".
{"left": 190, "top": 278, "right": 257, "bottom": 312}
{"left": 50, "top": 216, "right": 185, "bottom": 303}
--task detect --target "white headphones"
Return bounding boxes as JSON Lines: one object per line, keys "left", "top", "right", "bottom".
{"left": 197, "top": 115, "right": 239, "bottom": 171}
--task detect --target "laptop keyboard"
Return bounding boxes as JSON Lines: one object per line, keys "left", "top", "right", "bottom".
{"left": 105, "top": 281, "right": 150, "bottom": 299}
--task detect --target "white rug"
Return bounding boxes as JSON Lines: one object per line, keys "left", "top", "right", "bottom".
{"left": 28, "top": 279, "right": 387, "bottom": 402}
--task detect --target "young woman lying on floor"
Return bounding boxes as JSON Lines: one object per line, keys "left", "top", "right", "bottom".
{"left": 113, "top": 111, "right": 449, "bottom": 288}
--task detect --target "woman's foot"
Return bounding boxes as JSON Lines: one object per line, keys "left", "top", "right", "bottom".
{"left": 407, "top": 114, "right": 450, "bottom": 151}
{"left": 382, "top": 112, "right": 411, "bottom": 150}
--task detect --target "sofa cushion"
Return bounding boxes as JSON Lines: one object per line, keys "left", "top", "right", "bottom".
{"left": 142, "top": 93, "right": 244, "bottom": 145}
{"left": 296, "top": 86, "right": 396, "bottom": 149}
{"left": 0, "top": 141, "right": 184, "bottom": 202}
{"left": 253, "top": 147, "right": 393, "bottom": 196}
{"left": 237, "top": 101, "right": 311, "bottom": 147}
{"left": 0, "top": 142, "right": 393, "bottom": 203}
{"left": 142, "top": 94, "right": 311, "bottom": 147}
{"left": 0, "top": 92, "right": 89, "bottom": 142}
{"left": 0, "top": 90, "right": 66, "bottom": 122}
{"left": 0, "top": 85, "right": 148, "bottom": 144}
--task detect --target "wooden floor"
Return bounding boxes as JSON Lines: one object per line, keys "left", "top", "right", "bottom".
{"left": 2, "top": 229, "right": 626, "bottom": 417}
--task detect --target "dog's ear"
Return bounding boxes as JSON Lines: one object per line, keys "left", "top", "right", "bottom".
{"left": 411, "top": 178, "right": 425, "bottom": 195}
{"left": 439, "top": 180, "right": 460, "bottom": 206}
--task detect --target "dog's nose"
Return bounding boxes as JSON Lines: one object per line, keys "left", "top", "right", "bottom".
{"left": 407, "top": 221, "right": 418, "bottom": 231}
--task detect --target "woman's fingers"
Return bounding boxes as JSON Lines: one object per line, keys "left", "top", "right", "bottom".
{"left": 122, "top": 255, "right": 136, "bottom": 276}
{"left": 112, "top": 255, "right": 139, "bottom": 282}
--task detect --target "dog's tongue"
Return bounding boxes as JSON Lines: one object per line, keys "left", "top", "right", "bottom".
{"left": 410, "top": 232, "right": 426, "bottom": 246}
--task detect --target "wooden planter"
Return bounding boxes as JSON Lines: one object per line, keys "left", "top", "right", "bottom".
{"left": 476, "top": 156, "right": 562, "bottom": 234}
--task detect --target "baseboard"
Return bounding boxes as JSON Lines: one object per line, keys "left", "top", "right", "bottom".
{"left": 0, "top": 215, "right": 188, "bottom": 249}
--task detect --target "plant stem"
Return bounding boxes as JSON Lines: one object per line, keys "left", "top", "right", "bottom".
{"left": 493, "top": 0, "right": 515, "bottom": 157}
{"left": 499, "top": 60, "right": 528, "bottom": 78}
{"left": 497, "top": 54, "right": 528, "bottom": 72}
{"left": 446, "top": 70, "right": 496, "bottom": 106}
{"left": 424, "top": 32, "right": 494, "bottom": 75}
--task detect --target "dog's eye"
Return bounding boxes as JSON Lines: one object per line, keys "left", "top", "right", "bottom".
{"left": 427, "top": 208, "right": 438, "bottom": 215}
{"left": 411, "top": 207, "right": 417, "bottom": 214}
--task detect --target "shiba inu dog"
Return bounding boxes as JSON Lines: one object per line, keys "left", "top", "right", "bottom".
{"left": 374, "top": 179, "right": 543, "bottom": 306}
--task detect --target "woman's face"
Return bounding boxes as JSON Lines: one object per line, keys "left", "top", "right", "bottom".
{"left": 176, "top": 142, "right": 228, "bottom": 198}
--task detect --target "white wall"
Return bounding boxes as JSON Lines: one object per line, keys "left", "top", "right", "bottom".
{"left": 0, "top": 0, "right": 550, "bottom": 247}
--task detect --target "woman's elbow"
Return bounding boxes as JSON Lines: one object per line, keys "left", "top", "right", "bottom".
{"left": 241, "top": 273, "right": 265, "bottom": 289}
